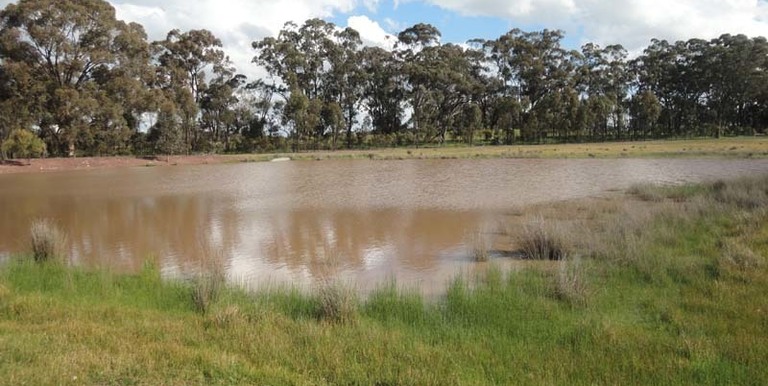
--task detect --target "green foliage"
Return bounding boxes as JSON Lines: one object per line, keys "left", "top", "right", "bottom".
{"left": 0, "top": 0, "right": 765, "bottom": 155}
{"left": 0, "top": 0, "right": 156, "bottom": 156}
{"left": 1, "top": 129, "right": 45, "bottom": 162}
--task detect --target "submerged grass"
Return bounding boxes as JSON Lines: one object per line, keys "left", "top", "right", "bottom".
{"left": 1, "top": 175, "right": 768, "bottom": 384}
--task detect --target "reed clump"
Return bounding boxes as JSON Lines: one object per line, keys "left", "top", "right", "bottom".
{"left": 317, "top": 280, "right": 358, "bottom": 324}
{"left": 29, "top": 219, "right": 67, "bottom": 263}
{"left": 468, "top": 230, "right": 490, "bottom": 262}
{"left": 517, "top": 216, "right": 570, "bottom": 260}
{"left": 191, "top": 257, "right": 227, "bottom": 315}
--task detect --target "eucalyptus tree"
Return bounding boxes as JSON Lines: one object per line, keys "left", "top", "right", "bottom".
{"left": 153, "top": 28, "right": 232, "bottom": 152}
{"left": 628, "top": 89, "right": 661, "bottom": 138}
{"left": 633, "top": 38, "right": 711, "bottom": 137}
{"left": 359, "top": 46, "right": 404, "bottom": 138}
{"left": 395, "top": 23, "right": 441, "bottom": 144}
{"left": 423, "top": 43, "right": 483, "bottom": 144}
{"left": 579, "top": 43, "right": 630, "bottom": 139}
{"left": 486, "top": 29, "right": 576, "bottom": 142}
{"left": 324, "top": 27, "right": 364, "bottom": 149}
{"left": 199, "top": 74, "right": 248, "bottom": 152}
{"left": 394, "top": 24, "right": 485, "bottom": 145}
{"left": 0, "top": 0, "right": 155, "bottom": 156}
{"left": 707, "top": 34, "right": 768, "bottom": 135}
{"left": 254, "top": 19, "right": 368, "bottom": 150}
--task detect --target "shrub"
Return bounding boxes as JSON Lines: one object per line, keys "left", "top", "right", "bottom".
{"left": 2, "top": 129, "right": 46, "bottom": 164}
{"left": 29, "top": 219, "right": 67, "bottom": 263}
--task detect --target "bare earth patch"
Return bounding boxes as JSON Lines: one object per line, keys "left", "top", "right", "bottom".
{"left": 0, "top": 155, "right": 228, "bottom": 175}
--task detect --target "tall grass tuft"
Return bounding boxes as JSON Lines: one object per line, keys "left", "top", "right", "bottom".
{"left": 553, "top": 255, "right": 588, "bottom": 306}
{"left": 191, "top": 275, "right": 224, "bottom": 314}
{"left": 468, "top": 230, "right": 490, "bottom": 262}
{"left": 29, "top": 219, "right": 67, "bottom": 263}
{"left": 517, "top": 216, "right": 569, "bottom": 260}
{"left": 316, "top": 280, "right": 358, "bottom": 324}
{"left": 191, "top": 257, "right": 227, "bottom": 315}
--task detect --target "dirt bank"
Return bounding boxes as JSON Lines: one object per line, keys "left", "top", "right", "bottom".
{"left": 0, "top": 155, "right": 231, "bottom": 175}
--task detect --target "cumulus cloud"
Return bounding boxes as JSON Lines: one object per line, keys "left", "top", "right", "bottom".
{"left": 0, "top": 0, "right": 368, "bottom": 78}
{"left": 108, "top": 0, "right": 365, "bottom": 78}
{"left": 347, "top": 15, "right": 397, "bottom": 49}
{"left": 423, "top": 0, "right": 768, "bottom": 51}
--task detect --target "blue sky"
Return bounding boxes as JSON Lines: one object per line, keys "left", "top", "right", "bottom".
{"left": 329, "top": 0, "right": 585, "bottom": 49}
{"left": 333, "top": 1, "right": 515, "bottom": 43}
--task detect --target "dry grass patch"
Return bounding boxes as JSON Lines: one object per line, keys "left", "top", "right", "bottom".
{"left": 29, "top": 218, "right": 67, "bottom": 263}
{"left": 719, "top": 239, "right": 765, "bottom": 271}
{"left": 554, "top": 255, "right": 589, "bottom": 306}
{"left": 517, "top": 216, "right": 571, "bottom": 260}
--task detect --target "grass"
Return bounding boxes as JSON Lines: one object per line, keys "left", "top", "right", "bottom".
{"left": 467, "top": 230, "right": 491, "bottom": 262}
{"left": 228, "top": 137, "right": 768, "bottom": 163}
{"left": 1, "top": 176, "right": 768, "bottom": 384}
{"left": 316, "top": 280, "right": 358, "bottom": 324}
{"left": 517, "top": 216, "right": 570, "bottom": 260}
{"left": 29, "top": 218, "right": 67, "bottom": 263}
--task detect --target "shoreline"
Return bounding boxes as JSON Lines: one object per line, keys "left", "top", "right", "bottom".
{"left": 2, "top": 137, "right": 767, "bottom": 175}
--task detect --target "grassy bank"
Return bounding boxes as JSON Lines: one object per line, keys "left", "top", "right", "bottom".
{"left": 1, "top": 176, "right": 767, "bottom": 384}
{"left": 235, "top": 137, "right": 768, "bottom": 162}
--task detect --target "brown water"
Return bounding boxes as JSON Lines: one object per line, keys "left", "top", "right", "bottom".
{"left": 1, "top": 158, "right": 766, "bottom": 292}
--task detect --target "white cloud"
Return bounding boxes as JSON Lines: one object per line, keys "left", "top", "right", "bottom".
{"left": 109, "top": 0, "right": 365, "bottom": 79}
{"left": 347, "top": 15, "right": 397, "bottom": 48}
{"left": 0, "top": 0, "right": 369, "bottom": 79}
{"left": 361, "top": 0, "right": 381, "bottom": 12}
{"left": 422, "top": 0, "right": 768, "bottom": 51}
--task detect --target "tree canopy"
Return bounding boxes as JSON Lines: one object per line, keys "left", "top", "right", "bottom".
{"left": 0, "top": 0, "right": 766, "bottom": 158}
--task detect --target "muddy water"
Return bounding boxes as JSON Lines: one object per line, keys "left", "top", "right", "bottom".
{"left": 1, "top": 158, "right": 766, "bottom": 293}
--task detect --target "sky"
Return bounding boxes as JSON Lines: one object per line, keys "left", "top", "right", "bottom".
{"left": 2, "top": 0, "right": 768, "bottom": 79}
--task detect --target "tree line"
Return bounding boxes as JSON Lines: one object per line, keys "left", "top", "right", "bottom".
{"left": 1, "top": 0, "right": 767, "bottom": 158}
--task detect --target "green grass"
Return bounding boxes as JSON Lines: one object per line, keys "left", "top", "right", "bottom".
{"left": 1, "top": 177, "right": 767, "bottom": 384}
